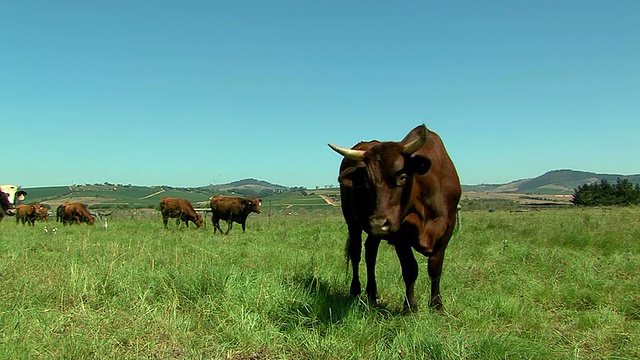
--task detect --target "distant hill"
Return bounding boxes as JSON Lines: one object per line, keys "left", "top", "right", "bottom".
{"left": 20, "top": 171, "right": 640, "bottom": 209}
{"left": 463, "top": 170, "right": 640, "bottom": 194}
{"left": 22, "top": 179, "right": 291, "bottom": 209}
{"left": 199, "top": 178, "right": 288, "bottom": 198}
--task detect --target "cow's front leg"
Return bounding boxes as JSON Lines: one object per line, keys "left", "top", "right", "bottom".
{"left": 225, "top": 220, "right": 233, "bottom": 235}
{"left": 212, "top": 216, "right": 221, "bottom": 233}
{"left": 346, "top": 227, "right": 362, "bottom": 297}
{"left": 395, "top": 241, "right": 419, "bottom": 311}
{"left": 364, "top": 235, "right": 381, "bottom": 304}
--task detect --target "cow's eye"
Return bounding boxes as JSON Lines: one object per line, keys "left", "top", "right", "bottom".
{"left": 396, "top": 173, "right": 408, "bottom": 187}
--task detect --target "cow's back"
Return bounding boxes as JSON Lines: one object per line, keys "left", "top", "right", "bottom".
{"left": 161, "top": 197, "right": 195, "bottom": 215}
{"left": 178, "top": 198, "right": 197, "bottom": 216}
{"left": 209, "top": 196, "right": 240, "bottom": 215}
{"left": 160, "top": 197, "right": 177, "bottom": 212}
{"left": 63, "top": 202, "right": 94, "bottom": 224}
{"left": 16, "top": 204, "right": 32, "bottom": 217}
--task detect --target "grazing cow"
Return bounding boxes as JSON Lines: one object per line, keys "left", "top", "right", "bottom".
{"left": 35, "top": 204, "right": 50, "bottom": 222}
{"left": 56, "top": 202, "right": 96, "bottom": 225}
{"left": 0, "top": 191, "right": 16, "bottom": 223}
{"left": 16, "top": 203, "right": 43, "bottom": 226}
{"left": 159, "top": 197, "right": 203, "bottom": 229}
{"left": 209, "top": 195, "right": 261, "bottom": 234}
{"left": 328, "top": 124, "right": 461, "bottom": 311}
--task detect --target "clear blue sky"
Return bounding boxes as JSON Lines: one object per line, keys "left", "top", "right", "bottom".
{"left": 2, "top": 1, "right": 638, "bottom": 189}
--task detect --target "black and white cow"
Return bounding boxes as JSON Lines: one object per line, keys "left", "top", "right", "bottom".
{"left": 0, "top": 185, "right": 27, "bottom": 224}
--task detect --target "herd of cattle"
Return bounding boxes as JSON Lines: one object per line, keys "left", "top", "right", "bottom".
{"left": 2, "top": 125, "right": 461, "bottom": 311}
{"left": 0, "top": 190, "right": 262, "bottom": 234}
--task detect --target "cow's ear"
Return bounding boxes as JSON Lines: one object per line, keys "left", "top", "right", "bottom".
{"left": 338, "top": 162, "right": 366, "bottom": 187}
{"left": 410, "top": 155, "right": 431, "bottom": 175}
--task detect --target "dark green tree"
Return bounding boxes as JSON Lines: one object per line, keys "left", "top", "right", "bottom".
{"left": 572, "top": 178, "right": 640, "bottom": 206}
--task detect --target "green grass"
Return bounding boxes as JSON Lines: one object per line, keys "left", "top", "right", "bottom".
{"left": 0, "top": 207, "right": 639, "bottom": 359}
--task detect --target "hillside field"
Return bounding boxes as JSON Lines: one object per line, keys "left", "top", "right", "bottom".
{"left": 22, "top": 185, "right": 337, "bottom": 214}
{"left": 20, "top": 183, "right": 578, "bottom": 216}
{"left": 0, "top": 207, "right": 638, "bottom": 359}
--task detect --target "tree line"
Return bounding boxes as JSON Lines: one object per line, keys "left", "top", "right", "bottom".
{"left": 571, "top": 178, "right": 640, "bottom": 206}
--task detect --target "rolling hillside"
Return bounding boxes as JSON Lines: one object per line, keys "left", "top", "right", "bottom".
{"left": 463, "top": 169, "right": 640, "bottom": 194}
{"left": 20, "top": 179, "right": 333, "bottom": 212}
{"left": 16, "top": 170, "right": 640, "bottom": 210}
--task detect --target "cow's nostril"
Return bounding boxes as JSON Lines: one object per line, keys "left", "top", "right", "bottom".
{"left": 380, "top": 219, "right": 390, "bottom": 232}
{"left": 370, "top": 217, "right": 392, "bottom": 235}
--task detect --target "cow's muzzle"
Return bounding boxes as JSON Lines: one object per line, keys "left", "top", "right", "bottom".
{"left": 369, "top": 216, "right": 393, "bottom": 237}
{"left": 5, "top": 209, "right": 15, "bottom": 216}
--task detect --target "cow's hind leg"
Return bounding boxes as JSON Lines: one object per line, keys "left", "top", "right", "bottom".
{"left": 224, "top": 220, "right": 233, "bottom": 235}
{"left": 394, "top": 242, "right": 419, "bottom": 311}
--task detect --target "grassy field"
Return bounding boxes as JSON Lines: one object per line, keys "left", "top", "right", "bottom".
{"left": 0, "top": 207, "right": 638, "bottom": 359}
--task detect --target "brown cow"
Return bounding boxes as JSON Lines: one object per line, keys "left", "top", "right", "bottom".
{"left": 56, "top": 202, "right": 95, "bottom": 225}
{"left": 159, "top": 197, "right": 203, "bottom": 229}
{"left": 16, "top": 203, "right": 43, "bottom": 226}
{"left": 328, "top": 124, "right": 461, "bottom": 311}
{"left": 35, "top": 204, "right": 49, "bottom": 222}
{"left": 209, "top": 195, "right": 261, "bottom": 234}
{"left": 0, "top": 191, "right": 16, "bottom": 223}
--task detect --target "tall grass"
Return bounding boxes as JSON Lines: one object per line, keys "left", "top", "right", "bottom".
{"left": 0, "top": 207, "right": 638, "bottom": 359}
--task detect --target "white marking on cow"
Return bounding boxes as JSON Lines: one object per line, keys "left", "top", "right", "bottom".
{"left": 0, "top": 184, "right": 24, "bottom": 204}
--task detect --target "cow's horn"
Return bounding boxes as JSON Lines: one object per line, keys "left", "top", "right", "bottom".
{"left": 328, "top": 143, "right": 365, "bottom": 161}
{"left": 402, "top": 126, "right": 427, "bottom": 154}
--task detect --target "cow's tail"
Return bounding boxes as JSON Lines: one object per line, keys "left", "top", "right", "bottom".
{"left": 344, "top": 237, "right": 351, "bottom": 277}
{"left": 454, "top": 204, "right": 462, "bottom": 233}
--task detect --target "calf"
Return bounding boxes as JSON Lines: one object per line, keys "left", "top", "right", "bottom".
{"left": 159, "top": 197, "right": 203, "bottom": 229}
{"left": 16, "top": 203, "right": 42, "bottom": 226}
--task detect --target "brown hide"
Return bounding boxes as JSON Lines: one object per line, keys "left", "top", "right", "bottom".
{"left": 159, "top": 197, "right": 203, "bottom": 228}
{"left": 57, "top": 202, "right": 95, "bottom": 225}
{"left": 209, "top": 195, "right": 261, "bottom": 234}
{"left": 35, "top": 204, "right": 49, "bottom": 221}
{"left": 329, "top": 124, "right": 461, "bottom": 311}
{"left": 16, "top": 204, "right": 40, "bottom": 226}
